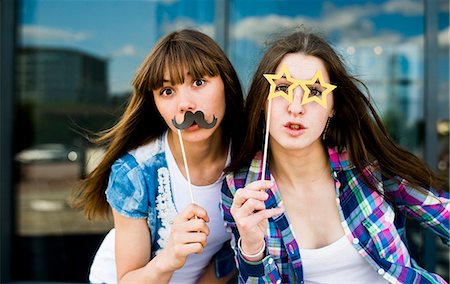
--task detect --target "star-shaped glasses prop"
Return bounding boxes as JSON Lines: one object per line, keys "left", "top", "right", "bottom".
{"left": 260, "top": 65, "right": 337, "bottom": 181}
{"left": 297, "top": 69, "right": 337, "bottom": 109}
{"left": 263, "top": 64, "right": 297, "bottom": 103}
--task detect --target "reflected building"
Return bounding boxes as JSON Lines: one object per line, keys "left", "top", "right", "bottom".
{"left": 15, "top": 47, "right": 114, "bottom": 147}
{"left": 17, "top": 47, "right": 107, "bottom": 104}
{"left": 341, "top": 43, "right": 423, "bottom": 154}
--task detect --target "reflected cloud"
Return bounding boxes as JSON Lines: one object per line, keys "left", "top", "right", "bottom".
{"left": 339, "top": 32, "right": 403, "bottom": 46}
{"left": 109, "top": 44, "right": 138, "bottom": 58}
{"left": 21, "top": 25, "right": 90, "bottom": 42}
{"left": 161, "top": 18, "right": 214, "bottom": 38}
{"left": 231, "top": 13, "right": 400, "bottom": 47}
{"left": 232, "top": 15, "right": 313, "bottom": 45}
{"left": 322, "top": 2, "right": 380, "bottom": 28}
{"left": 407, "top": 27, "right": 450, "bottom": 47}
{"left": 382, "top": 0, "right": 422, "bottom": 16}
{"left": 231, "top": 0, "right": 444, "bottom": 48}
{"left": 439, "top": 27, "right": 450, "bottom": 47}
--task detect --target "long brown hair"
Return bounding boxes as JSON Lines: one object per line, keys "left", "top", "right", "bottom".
{"left": 229, "top": 30, "right": 443, "bottom": 194}
{"left": 72, "top": 29, "right": 244, "bottom": 219}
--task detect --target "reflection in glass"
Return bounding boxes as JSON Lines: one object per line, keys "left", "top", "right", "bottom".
{"left": 11, "top": 0, "right": 448, "bottom": 282}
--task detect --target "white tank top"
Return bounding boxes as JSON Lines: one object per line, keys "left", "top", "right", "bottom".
{"left": 300, "top": 235, "right": 387, "bottom": 283}
{"left": 165, "top": 132, "right": 231, "bottom": 283}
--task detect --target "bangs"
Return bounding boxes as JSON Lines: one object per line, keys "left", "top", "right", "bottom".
{"left": 143, "top": 41, "right": 221, "bottom": 91}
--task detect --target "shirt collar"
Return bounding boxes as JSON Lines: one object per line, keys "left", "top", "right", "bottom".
{"left": 249, "top": 147, "right": 355, "bottom": 175}
{"left": 327, "top": 147, "right": 355, "bottom": 172}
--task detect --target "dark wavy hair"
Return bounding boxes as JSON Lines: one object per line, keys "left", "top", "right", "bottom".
{"left": 73, "top": 29, "right": 245, "bottom": 219}
{"left": 229, "top": 30, "right": 444, "bottom": 195}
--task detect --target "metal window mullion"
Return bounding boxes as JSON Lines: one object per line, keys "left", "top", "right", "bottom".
{"left": 0, "top": 0, "right": 17, "bottom": 282}
{"left": 423, "top": 0, "right": 439, "bottom": 272}
{"left": 214, "top": 0, "right": 229, "bottom": 53}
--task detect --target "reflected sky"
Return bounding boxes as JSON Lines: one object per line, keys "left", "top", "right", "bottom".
{"left": 19, "top": 0, "right": 449, "bottom": 99}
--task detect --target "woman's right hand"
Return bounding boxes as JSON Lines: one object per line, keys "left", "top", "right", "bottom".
{"left": 160, "top": 203, "right": 210, "bottom": 271}
{"left": 230, "top": 180, "right": 284, "bottom": 260}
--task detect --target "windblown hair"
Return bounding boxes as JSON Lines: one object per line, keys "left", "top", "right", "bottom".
{"left": 229, "top": 30, "right": 444, "bottom": 194}
{"left": 73, "top": 29, "right": 244, "bottom": 219}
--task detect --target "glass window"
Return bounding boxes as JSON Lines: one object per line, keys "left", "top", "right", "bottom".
{"left": 14, "top": 0, "right": 215, "bottom": 281}
{"left": 228, "top": 0, "right": 448, "bottom": 281}
{"left": 12, "top": 0, "right": 448, "bottom": 282}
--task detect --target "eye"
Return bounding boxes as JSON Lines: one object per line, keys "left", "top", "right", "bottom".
{"left": 309, "top": 87, "right": 322, "bottom": 97}
{"left": 160, "top": 88, "right": 174, "bottom": 96}
{"left": 275, "top": 84, "right": 289, "bottom": 93}
{"left": 193, "top": 79, "right": 206, "bottom": 87}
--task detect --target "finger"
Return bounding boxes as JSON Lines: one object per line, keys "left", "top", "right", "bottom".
{"left": 238, "top": 198, "right": 266, "bottom": 216}
{"left": 177, "top": 204, "right": 209, "bottom": 222}
{"left": 233, "top": 186, "right": 270, "bottom": 208}
{"left": 182, "top": 219, "right": 210, "bottom": 235}
{"left": 178, "top": 242, "right": 204, "bottom": 255}
{"left": 245, "top": 180, "right": 274, "bottom": 192}
{"left": 244, "top": 207, "right": 284, "bottom": 225}
{"left": 173, "top": 232, "right": 208, "bottom": 248}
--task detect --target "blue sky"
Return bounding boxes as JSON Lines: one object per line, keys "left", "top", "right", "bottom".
{"left": 19, "top": 0, "right": 449, "bottom": 97}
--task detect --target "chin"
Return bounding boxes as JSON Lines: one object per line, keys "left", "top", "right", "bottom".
{"left": 277, "top": 138, "right": 315, "bottom": 151}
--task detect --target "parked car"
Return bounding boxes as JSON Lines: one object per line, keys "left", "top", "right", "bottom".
{"left": 15, "top": 143, "right": 78, "bottom": 164}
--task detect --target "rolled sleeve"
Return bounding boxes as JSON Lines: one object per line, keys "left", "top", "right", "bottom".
{"left": 106, "top": 154, "right": 148, "bottom": 219}
{"left": 390, "top": 179, "right": 450, "bottom": 245}
{"left": 238, "top": 253, "right": 281, "bottom": 283}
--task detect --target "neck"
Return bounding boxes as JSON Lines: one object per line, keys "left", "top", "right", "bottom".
{"left": 168, "top": 129, "right": 227, "bottom": 165}
{"left": 269, "top": 140, "right": 330, "bottom": 190}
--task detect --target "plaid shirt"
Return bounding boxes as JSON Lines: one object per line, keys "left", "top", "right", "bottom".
{"left": 221, "top": 148, "right": 449, "bottom": 284}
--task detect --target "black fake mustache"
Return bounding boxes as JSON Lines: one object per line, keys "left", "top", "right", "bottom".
{"left": 172, "top": 111, "right": 217, "bottom": 130}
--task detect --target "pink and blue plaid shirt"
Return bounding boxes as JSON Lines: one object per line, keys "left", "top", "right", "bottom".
{"left": 221, "top": 147, "right": 449, "bottom": 284}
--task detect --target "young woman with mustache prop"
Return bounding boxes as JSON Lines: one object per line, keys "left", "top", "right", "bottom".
{"left": 73, "top": 29, "right": 245, "bottom": 284}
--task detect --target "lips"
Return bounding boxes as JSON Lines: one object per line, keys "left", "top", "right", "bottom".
{"left": 284, "top": 122, "right": 305, "bottom": 130}
{"left": 186, "top": 123, "right": 200, "bottom": 131}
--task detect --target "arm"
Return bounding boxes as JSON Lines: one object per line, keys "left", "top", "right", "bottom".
{"left": 113, "top": 210, "right": 173, "bottom": 284}
{"left": 114, "top": 204, "right": 210, "bottom": 284}
{"left": 221, "top": 178, "right": 284, "bottom": 283}
{"left": 386, "top": 178, "right": 450, "bottom": 244}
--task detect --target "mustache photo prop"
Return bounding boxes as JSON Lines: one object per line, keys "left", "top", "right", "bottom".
{"left": 172, "top": 111, "right": 217, "bottom": 130}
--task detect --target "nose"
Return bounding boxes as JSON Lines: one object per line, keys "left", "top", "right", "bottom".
{"left": 177, "top": 86, "right": 196, "bottom": 113}
{"left": 287, "top": 85, "right": 305, "bottom": 115}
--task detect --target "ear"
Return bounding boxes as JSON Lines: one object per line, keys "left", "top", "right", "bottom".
{"left": 330, "top": 110, "right": 336, "bottom": 118}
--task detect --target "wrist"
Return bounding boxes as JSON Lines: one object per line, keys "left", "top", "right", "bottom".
{"left": 153, "top": 250, "right": 176, "bottom": 274}
{"left": 238, "top": 237, "right": 265, "bottom": 261}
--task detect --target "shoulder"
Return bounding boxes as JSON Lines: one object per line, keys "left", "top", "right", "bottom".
{"left": 328, "top": 146, "right": 384, "bottom": 177}
{"left": 110, "top": 135, "right": 166, "bottom": 183}
{"left": 128, "top": 134, "right": 165, "bottom": 166}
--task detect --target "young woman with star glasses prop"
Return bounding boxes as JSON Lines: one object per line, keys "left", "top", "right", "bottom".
{"left": 72, "top": 29, "right": 245, "bottom": 284}
{"left": 221, "top": 30, "right": 449, "bottom": 283}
